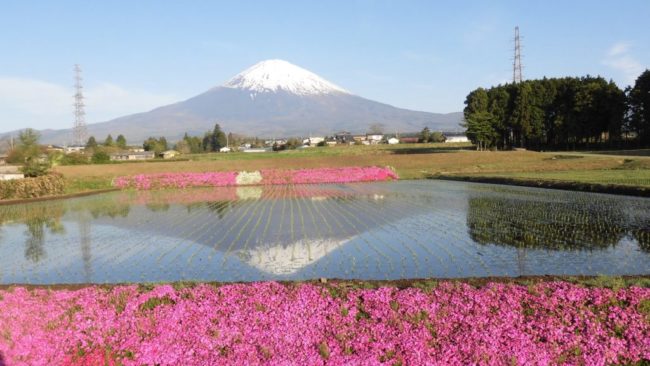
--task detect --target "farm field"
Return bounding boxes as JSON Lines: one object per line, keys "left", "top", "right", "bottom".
{"left": 451, "top": 169, "right": 650, "bottom": 187}
{"left": 53, "top": 144, "right": 650, "bottom": 195}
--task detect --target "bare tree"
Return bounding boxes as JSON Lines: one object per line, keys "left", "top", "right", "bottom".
{"left": 368, "top": 123, "right": 385, "bottom": 134}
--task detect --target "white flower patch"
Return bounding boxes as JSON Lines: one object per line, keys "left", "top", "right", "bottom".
{"left": 236, "top": 170, "right": 263, "bottom": 185}
{"left": 236, "top": 186, "right": 263, "bottom": 200}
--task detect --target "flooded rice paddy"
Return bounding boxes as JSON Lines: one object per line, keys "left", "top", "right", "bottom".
{"left": 0, "top": 180, "right": 648, "bottom": 284}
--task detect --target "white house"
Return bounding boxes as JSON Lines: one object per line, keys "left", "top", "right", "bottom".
{"left": 109, "top": 151, "right": 155, "bottom": 161}
{"left": 219, "top": 147, "right": 232, "bottom": 153}
{"left": 387, "top": 137, "right": 399, "bottom": 145}
{"left": 160, "top": 150, "right": 180, "bottom": 159}
{"left": 366, "top": 134, "right": 383, "bottom": 144}
{"left": 64, "top": 146, "right": 85, "bottom": 154}
{"left": 307, "top": 137, "right": 325, "bottom": 146}
{"left": 445, "top": 133, "right": 469, "bottom": 143}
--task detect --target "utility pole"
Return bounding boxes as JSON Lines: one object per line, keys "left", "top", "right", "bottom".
{"left": 513, "top": 26, "right": 523, "bottom": 83}
{"left": 73, "top": 64, "right": 87, "bottom": 146}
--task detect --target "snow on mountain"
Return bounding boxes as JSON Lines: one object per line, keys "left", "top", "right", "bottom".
{"left": 224, "top": 59, "right": 349, "bottom": 96}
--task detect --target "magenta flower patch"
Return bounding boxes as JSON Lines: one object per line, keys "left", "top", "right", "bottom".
{"left": 113, "top": 167, "right": 399, "bottom": 190}
{"left": 0, "top": 282, "right": 648, "bottom": 365}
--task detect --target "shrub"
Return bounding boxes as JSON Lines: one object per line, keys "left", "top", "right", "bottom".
{"left": 91, "top": 151, "right": 111, "bottom": 164}
{"left": 0, "top": 173, "right": 66, "bottom": 200}
{"left": 21, "top": 159, "right": 52, "bottom": 177}
{"left": 60, "top": 153, "right": 90, "bottom": 165}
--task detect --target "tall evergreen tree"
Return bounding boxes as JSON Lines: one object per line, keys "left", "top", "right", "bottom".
{"left": 86, "top": 136, "right": 98, "bottom": 149}
{"left": 104, "top": 134, "right": 114, "bottom": 147}
{"left": 419, "top": 127, "right": 431, "bottom": 143}
{"left": 116, "top": 134, "right": 127, "bottom": 149}
{"left": 210, "top": 123, "right": 227, "bottom": 151}
{"left": 628, "top": 69, "right": 650, "bottom": 145}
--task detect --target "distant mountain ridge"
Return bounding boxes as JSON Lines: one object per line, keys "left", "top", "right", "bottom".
{"left": 4, "top": 60, "right": 463, "bottom": 144}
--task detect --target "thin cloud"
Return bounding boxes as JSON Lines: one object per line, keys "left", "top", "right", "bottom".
{"left": 0, "top": 77, "right": 178, "bottom": 133}
{"left": 603, "top": 42, "right": 645, "bottom": 86}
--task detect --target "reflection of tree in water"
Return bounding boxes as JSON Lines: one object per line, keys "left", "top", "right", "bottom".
{"left": 19, "top": 205, "right": 66, "bottom": 263}
{"left": 205, "top": 201, "right": 239, "bottom": 219}
{"left": 146, "top": 203, "right": 170, "bottom": 212}
{"left": 67, "top": 194, "right": 131, "bottom": 219}
{"left": 89, "top": 202, "right": 130, "bottom": 219}
{"left": 0, "top": 201, "right": 66, "bottom": 263}
{"left": 79, "top": 217, "right": 92, "bottom": 282}
{"left": 24, "top": 218, "right": 46, "bottom": 262}
{"left": 467, "top": 196, "right": 628, "bottom": 250}
{"left": 633, "top": 229, "right": 650, "bottom": 252}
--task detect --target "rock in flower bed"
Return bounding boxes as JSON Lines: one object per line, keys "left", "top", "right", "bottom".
{"left": 0, "top": 282, "right": 648, "bottom": 365}
{"left": 112, "top": 167, "right": 398, "bottom": 190}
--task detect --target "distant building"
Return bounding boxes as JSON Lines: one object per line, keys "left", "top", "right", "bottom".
{"left": 160, "top": 150, "right": 180, "bottom": 159}
{"left": 0, "top": 166, "right": 24, "bottom": 181}
{"left": 64, "top": 146, "right": 85, "bottom": 154}
{"left": 387, "top": 137, "right": 399, "bottom": 145}
{"left": 47, "top": 145, "right": 65, "bottom": 153}
{"left": 219, "top": 147, "right": 232, "bottom": 153}
{"left": 325, "top": 141, "right": 337, "bottom": 146}
{"left": 242, "top": 148, "right": 270, "bottom": 153}
{"left": 0, "top": 155, "right": 7, "bottom": 165}
{"left": 335, "top": 131, "right": 352, "bottom": 143}
{"left": 306, "top": 137, "right": 325, "bottom": 146}
{"left": 444, "top": 133, "right": 469, "bottom": 143}
{"left": 399, "top": 137, "right": 419, "bottom": 144}
{"left": 366, "top": 134, "right": 383, "bottom": 144}
{"left": 109, "top": 151, "right": 155, "bottom": 161}
{"left": 352, "top": 135, "right": 366, "bottom": 142}
{"left": 129, "top": 148, "right": 146, "bottom": 153}
{"left": 265, "top": 139, "right": 287, "bottom": 147}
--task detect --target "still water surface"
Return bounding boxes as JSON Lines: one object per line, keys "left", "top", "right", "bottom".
{"left": 0, "top": 181, "right": 648, "bottom": 284}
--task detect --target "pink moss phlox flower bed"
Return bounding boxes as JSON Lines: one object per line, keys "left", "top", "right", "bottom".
{"left": 0, "top": 282, "right": 648, "bottom": 365}
{"left": 112, "top": 167, "right": 398, "bottom": 190}
{"left": 260, "top": 166, "right": 399, "bottom": 185}
{"left": 113, "top": 172, "right": 238, "bottom": 190}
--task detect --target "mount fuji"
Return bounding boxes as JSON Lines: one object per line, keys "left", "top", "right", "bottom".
{"left": 24, "top": 60, "right": 462, "bottom": 144}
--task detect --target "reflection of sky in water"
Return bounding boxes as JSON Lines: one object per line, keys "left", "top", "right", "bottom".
{"left": 0, "top": 181, "right": 648, "bottom": 284}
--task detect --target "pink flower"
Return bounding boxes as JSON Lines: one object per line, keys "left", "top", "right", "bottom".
{"left": 0, "top": 282, "right": 648, "bottom": 365}
{"left": 113, "top": 167, "right": 399, "bottom": 190}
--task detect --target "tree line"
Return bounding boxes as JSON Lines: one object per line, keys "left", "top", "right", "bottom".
{"left": 463, "top": 70, "right": 650, "bottom": 150}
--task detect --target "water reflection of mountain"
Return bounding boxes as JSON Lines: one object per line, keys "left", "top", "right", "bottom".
{"left": 466, "top": 194, "right": 648, "bottom": 251}
{"left": 2, "top": 181, "right": 650, "bottom": 284}
{"left": 90, "top": 186, "right": 414, "bottom": 275}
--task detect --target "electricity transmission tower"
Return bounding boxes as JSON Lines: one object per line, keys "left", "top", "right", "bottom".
{"left": 73, "top": 64, "right": 87, "bottom": 146}
{"left": 513, "top": 26, "right": 523, "bottom": 83}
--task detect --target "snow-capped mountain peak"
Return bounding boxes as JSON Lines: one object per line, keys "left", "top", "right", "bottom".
{"left": 224, "top": 59, "right": 350, "bottom": 96}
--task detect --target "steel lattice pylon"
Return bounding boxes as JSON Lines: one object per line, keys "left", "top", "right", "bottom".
{"left": 73, "top": 64, "right": 87, "bottom": 146}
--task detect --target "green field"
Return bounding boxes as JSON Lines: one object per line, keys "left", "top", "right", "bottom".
{"left": 45, "top": 143, "right": 650, "bottom": 196}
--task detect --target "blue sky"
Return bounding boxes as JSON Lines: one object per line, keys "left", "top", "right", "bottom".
{"left": 1, "top": 0, "right": 649, "bottom": 133}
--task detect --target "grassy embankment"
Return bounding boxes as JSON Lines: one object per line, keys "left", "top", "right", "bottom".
{"left": 3, "top": 274, "right": 650, "bottom": 292}
{"left": 54, "top": 143, "right": 650, "bottom": 195}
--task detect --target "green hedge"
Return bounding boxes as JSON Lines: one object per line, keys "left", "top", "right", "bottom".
{"left": 0, "top": 173, "right": 66, "bottom": 200}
